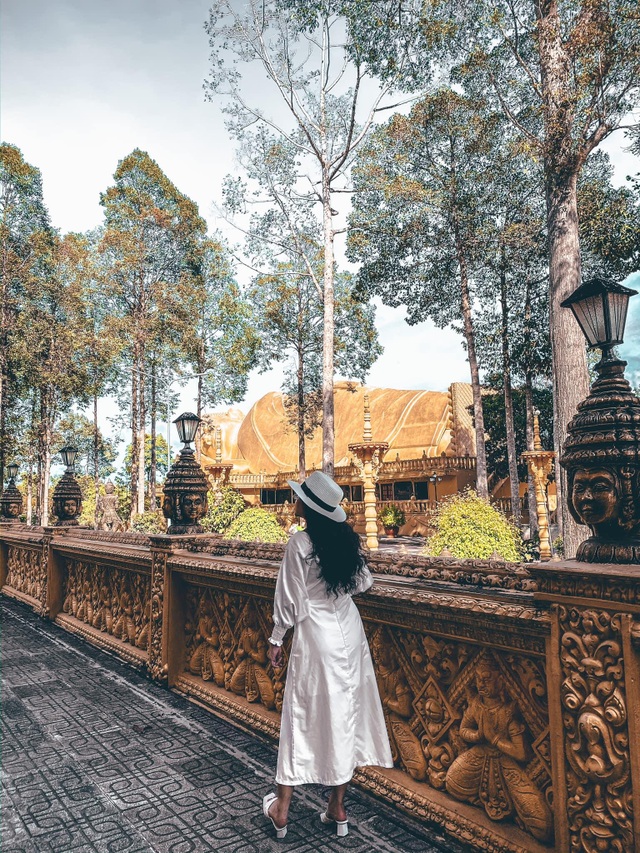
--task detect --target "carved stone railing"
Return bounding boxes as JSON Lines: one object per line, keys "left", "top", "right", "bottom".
{"left": 1, "top": 520, "right": 639, "bottom": 852}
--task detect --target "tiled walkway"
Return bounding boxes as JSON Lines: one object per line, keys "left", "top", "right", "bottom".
{"left": 1, "top": 598, "right": 468, "bottom": 853}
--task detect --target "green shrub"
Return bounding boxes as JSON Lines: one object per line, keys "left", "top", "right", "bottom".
{"left": 378, "top": 503, "right": 406, "bottom": 528}
{"left": 224, "top": 507, "right": 288, "bottom": 543}
{"left": 201, "top": 486, "right": 246, "bottom": 534}
{"left": 424, "top": 490, "right": 524, "bottom": 562}
{"left": 131, "top": 510, "right": 166, "bottom": 534}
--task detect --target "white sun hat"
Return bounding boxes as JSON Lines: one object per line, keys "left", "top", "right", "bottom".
{"left": 288, "top": 471, "right": 347, "bottom": 522}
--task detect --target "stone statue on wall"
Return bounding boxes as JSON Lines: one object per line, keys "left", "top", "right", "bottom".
{"left": 95, "top": 481, "right": 124, "bottom": 532}
{"left": 445, "top": 656, "right": 553, "bottom": 842}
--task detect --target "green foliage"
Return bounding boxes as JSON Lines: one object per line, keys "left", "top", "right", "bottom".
{"left": 131, "top": 510, "right": 166, "bottom": 534}
{"left": 76, "top": 475, "right": 97, "bottom": 526}
{"left": 424, "top": 491, "right": 524, "bottom": 562}
{"left": 378, "top": 503, "right": 406, "bottom": 528}
{"left": 481, "top": 387, "right": 553, "bottom": 483}
{"left": 54, "top": 412, "right": 118, "bottom": 479}
{"left": 201, "top": 486, "right": 246, "bottom": 534}
{"left": 224, "top": 508, "right": 288, "bottom": 543}
{"left": 122, "top": 433, "right": 169, "bottom": 481}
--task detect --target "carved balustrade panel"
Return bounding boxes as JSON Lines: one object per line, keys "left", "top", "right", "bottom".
{"left": 5, "top": 544, "right": 47, "bottom": 610}
{"left": 60, "top": 558, "right": 151, "bottom": 664}
{"left": 179, "top": 577, "right": 553, "bottom": 849}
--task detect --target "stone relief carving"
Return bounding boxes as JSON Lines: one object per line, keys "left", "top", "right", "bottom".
{"left": 558, "top": 606, "right": 633, "bottom": 853}
{"left": 445, "top": 655, "right": 553, "bottom": 843}
{"left": 6, "top": 546, "right": 44, "bottom": 601}
{"left": 62, "top": 560, "right": 150, "bottom": 651}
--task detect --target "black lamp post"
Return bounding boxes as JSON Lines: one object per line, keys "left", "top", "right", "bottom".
{"left": 52, "top": 445, "right": 83, "bottom": 526}
{"left": 1, "top": 462, "right": 23, "bottom": 521}
{"left": 163, "top": 412, "right": 208, "bottom": 534}
{"left": 560, "top": 277, "right": 637, "bottom": 363}
{"left": 429, "top": 471, "right": 443, "bottom": 503}
{"left": 560, "top": 277, "right": 640, "bottom": 563}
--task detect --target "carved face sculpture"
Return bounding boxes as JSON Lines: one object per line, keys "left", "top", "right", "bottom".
{"left": 162, "top": 495, "right": 173, "bottom": 520}
{"left": 7, "top": 501, "right": 21, "bottom": 518}
{"left": 475, "top": 662, "right": 502, "bottom": 700}
{"left": 571, "top": 468, "right": 620, "bottom": 529}
{"left": 104, "top": 481, "right": 115, "bottom": 495}
{"left": 61, "top": 498, "right": 79, "bottom": 519}
{"left": 181, "top": 492, "right": 205, "bottom": 522}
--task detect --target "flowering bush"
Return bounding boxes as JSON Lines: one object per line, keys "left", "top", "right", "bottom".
{"left": 424, "top": 490, "right": 524, "bottom": 562}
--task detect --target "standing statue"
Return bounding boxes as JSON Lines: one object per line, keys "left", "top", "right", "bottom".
{"left": 446, "top": 657, "right": 553, "bottom": 842}
{"left": 96, "top": 480, "right": 124, "bottom": 533}
{"left": 95, "top": 481, "right": 125, "bottom": 532}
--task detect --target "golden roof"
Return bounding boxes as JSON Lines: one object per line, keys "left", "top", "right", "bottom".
{"left": 200, "top": 381, "right": 474, "bottom": 475}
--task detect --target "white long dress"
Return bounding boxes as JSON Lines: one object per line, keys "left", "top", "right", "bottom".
{"left": 270, "top": 531, "right": 393, "bottom": 786}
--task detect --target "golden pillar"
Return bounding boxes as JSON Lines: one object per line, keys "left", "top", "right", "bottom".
{"left": 521, "top": 411, "right": 555, "bottom": 561}
{"left": 204, "top": 426, "right": 233, "bottom": 495}
{"left": 349, "top": 393, "right": 389, "bottom": 551}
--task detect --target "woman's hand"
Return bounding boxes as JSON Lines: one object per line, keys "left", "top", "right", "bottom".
{"left": 268, "top": 642, "right": 284, "bottom": 669}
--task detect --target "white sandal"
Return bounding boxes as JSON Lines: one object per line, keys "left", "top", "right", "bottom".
{"left": 320, "top": 810, "right": 349, "bottom": 837}
{"left": 263, "top": 793, "right": 287, "bottom": 840}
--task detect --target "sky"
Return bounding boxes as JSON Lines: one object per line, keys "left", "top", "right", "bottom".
{"left": 2, "top": 0, "right": 639, "bottom": 465}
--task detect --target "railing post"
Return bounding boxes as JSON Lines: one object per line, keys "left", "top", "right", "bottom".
{"left": 148, "top": 535, "right": 176, "bottom": 684}
{"left": 533, "top": 561, "right": 640, "bottom": 851}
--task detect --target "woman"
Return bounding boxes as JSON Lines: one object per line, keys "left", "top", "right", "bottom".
{"left": 263, "top": 471, "right": 393, "bottom": 840}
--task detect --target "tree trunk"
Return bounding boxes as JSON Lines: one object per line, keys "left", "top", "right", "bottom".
{"left": 500, "top": 258, "right": 521, "bottom": 524}
{"left": 38, "top": 406, "right": 52, "bottom": 527}
{"left": 129, "top": 355, "right": 139, "bottom": 522}
{"left": 26, "top": 465, "right": 33, "bottom": 525}
{"left": 545, "top": 171, "right": 589, "bottom": 557}
{"left": 524, "top": 373, "right": 539, "bottom": 537}
{"left": 536, "top": 0, "right": 590, "bottom": 556}
{"left": 296, "top": 346, "right": 306, "bottom": 480}
{"left": 453, "top": 225, "right": 488, "bottom": 498}
{"left": 150, "top": 364, "right": 157, "bottom": 511}
{"left": 93, "top": 389, "right": 99, "bottom": 484}
{"left": 137, "top": 353, "right": 146, "bottom": 514}
{"left": 0, "top": 373, "right": 5, "bottom": 488}
{"left": 321, "top": 168, "right": 335, "bottom": 476}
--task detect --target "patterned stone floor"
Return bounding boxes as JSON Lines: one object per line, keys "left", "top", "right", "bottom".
{"left": 1, "top": 597, "right": 470, "bottom": 853}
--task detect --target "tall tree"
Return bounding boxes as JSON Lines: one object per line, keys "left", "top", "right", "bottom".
{"left": 349, "top": 89, "right": 508, "bottom": 497}
{"left": 99, "top": 149, "right": 207, "bottom": 519}
{"left": 54, "top": 412, "right": 118, "bottom": 479}
{"left": 0, "top": 143, "right": 52, "bottom": 485}
{"left": 206, "top": 1, "right": 406, "bottom": 474}
{"left": 348, "top": 0, "right": 640, "bottom": 554}
{"left": 250, "top": 259, "right": 381, "bottom": 477}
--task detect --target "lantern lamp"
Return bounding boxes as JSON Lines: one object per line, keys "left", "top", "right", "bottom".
{"left": 173, "top": 412, "right": 201, "bottom": 448}
{"left": 58, "top": 445, "right": 79, "bottom": 472}
{"left": 560, "top": 277, "right": 637, "bottom": 359}
{"left": 7, "top": 462, "right": 18, "bottom": 481}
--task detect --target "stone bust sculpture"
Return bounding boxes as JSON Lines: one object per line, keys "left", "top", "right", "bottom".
{"left": 162, "top": 448, "right": 209, "bottom": 535}
{"left": 561, "top": 354, "right": 640, "bottom": 563}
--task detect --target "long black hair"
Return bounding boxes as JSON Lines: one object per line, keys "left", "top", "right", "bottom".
{"left": 302, "top": 503, "right": 367, "bottom": 596}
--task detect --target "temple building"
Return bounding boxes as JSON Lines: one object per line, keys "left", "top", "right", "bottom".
{"left": 199, "top": 381, "right": 481, "bottom": 533}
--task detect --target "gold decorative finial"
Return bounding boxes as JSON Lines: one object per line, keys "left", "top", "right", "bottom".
{"left": 533, "top": 409, "right": 543, "bottom": 452}
{"left": 363, "top": 392, "right": 372, "bottom": 443}
{"left": 215, "top": 425, "right": 222, "bottom": 463}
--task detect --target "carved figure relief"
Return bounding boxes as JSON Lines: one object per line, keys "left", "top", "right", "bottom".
{"left": 6, "top": 546, "right": 44, "bottom": 601}
{"left": 445, "top": 655, "right": 553, "bottom": 842}
{"left": 229, "top": 605, "right": 275, "bottom": 709}
{"left": 371, "top": 628, "right": 428, "bottom": 781}
{"left": 189, "top": 599, "right": 224, "bottom": 686}
{"left": 183, "top": 586, "right": 280, "bottom": 712}
{"left": 558, "top": 607, "right": 633, "bottom": 853}
{"left": 62, "top": 560, "right": 150, "bottom": 652}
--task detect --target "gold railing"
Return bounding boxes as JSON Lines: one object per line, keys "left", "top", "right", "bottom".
{"left": 2, "top": 521, "right": 638, "bottom": 852}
